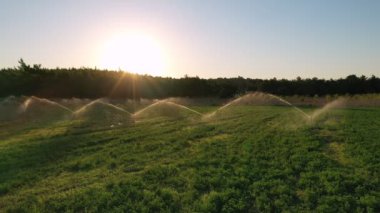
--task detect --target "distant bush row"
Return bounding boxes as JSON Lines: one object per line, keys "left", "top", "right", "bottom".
{"left": 1, "top": 59, "right": 379, "bottom": 99}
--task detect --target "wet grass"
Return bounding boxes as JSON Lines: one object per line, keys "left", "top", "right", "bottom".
{"left": 0, "top": 106, "right": 379, "bottom": 212}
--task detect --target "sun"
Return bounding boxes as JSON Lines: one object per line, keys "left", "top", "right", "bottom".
{"left": 100, "top": 32, "right": 166, "bottom": 76}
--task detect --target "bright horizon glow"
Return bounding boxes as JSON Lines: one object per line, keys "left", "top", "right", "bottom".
{"left": 0, "top": 1, "right": 379, "bottom": 79}
{"left": 99, "top": 32, "right": 167, "bottom": 76}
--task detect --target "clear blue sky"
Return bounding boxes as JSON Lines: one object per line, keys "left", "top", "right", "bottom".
{"left": 1, "top": 0, "right": 379, "bottom": 79}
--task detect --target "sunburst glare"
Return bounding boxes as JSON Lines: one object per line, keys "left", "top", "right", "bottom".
{"left": 99, "top": 32, "right": 167, "bottom": 76}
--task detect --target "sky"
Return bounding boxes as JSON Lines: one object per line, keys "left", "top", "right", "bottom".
{"left": 0, "top": 0, "right": 379, "bottom": 79}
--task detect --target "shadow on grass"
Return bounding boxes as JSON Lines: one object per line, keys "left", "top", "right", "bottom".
{"left": 0, "top": 119, "right": 127, "bottom": 196}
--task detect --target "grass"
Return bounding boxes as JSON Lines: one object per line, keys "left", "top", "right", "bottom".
{"left": 0, "top": 105, "right": 379, "bottom": 212}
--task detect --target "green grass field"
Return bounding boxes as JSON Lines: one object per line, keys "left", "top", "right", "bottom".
{"left": 0, "top": 106, "right": 379, "bottom": 212}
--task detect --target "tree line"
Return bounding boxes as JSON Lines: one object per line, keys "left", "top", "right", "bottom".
{"left": 0, "top": 59, "right": 379, "bottom": 99}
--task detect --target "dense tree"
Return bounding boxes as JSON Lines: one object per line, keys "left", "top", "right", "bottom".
{"left": 0, "top": 59, "right": 379, "bottom": 99}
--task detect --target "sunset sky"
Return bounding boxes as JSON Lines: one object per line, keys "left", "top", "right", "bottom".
{"left": 1, "top": 0, "right": 379, "bottom": 79}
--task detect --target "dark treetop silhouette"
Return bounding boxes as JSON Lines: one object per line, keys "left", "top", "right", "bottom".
{"left": 1, "top": 59, "right": 379, "bottom": 99}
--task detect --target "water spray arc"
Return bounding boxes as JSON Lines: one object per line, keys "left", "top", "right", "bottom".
{"left": 73, "top": 99, "right": 132, "bottom": 115}
{"left": 204, "top": 92, "right": 311, "bottom": 120}
{"left": 266, "top": 94, "right": 311, "bottom": 119}
{"left": 309, "top": 98, "right": 346, "bottom": 121}
{"left": 132, "top": 99, "right": 203, "bottom": 118}
{"left": 20, "top": 96, "right": 73, "bottom": 113}
{"left": 132, "top": 100, "right": 166, "bottom": 118}
{"left": 10, "top": 94, "right": 346, "bottom": 124}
